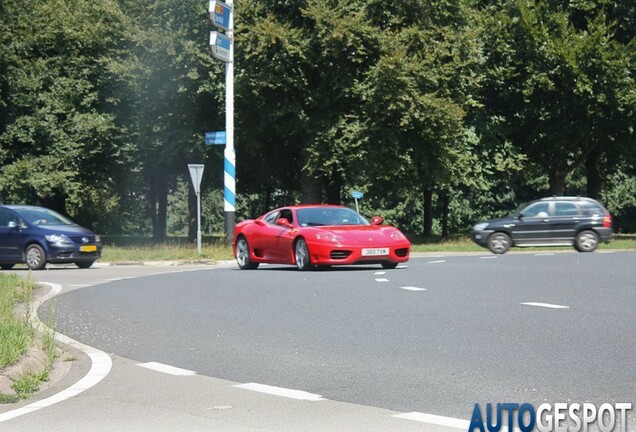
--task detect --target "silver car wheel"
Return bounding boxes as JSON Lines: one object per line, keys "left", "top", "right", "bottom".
{"left": 295, "top": 239, "right": 311, "bottom": 271}
{"left": 235, "top": 237, "right": 258, "bottom": 269}
{"left": 576, "top": 230, "right": 598, "bottom": 252}
{"left": 237, "top": 238, "right": 249, "bottom": 267}
{"left": 488, "top": 232, "right": 511, "bottom": 254}
{"left": 26, "top": 244, "right": 46, "bottom": 270}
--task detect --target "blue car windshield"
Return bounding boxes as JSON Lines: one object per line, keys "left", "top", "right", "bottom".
{"left": 296, "top": 208, "right": 369, "bottom": 227}
{"left": 19, "top": 208, "right": 75, "bottom": 226}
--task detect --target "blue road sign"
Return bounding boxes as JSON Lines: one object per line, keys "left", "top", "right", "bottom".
{"left": 351, "top": 191, "right": 364, "bottom": 199}
{"left": 210, "top": 32, "right": 232, "bottom": 63}
{"left": 209, "top": 1, "right": 232, "bottom": 31}
{"left": 205, "top": 131, "right": 226, "bottom": 145}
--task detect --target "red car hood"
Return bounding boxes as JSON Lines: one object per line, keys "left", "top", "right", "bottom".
{"left": 311, "top": 225, "right": 408, "bottom": 243}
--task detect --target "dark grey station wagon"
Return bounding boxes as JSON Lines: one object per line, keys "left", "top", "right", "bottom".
{"left": 471, "top": 197, "right": 613, "bottom": 254}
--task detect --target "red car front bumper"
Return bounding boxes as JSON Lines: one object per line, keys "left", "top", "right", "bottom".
{"left": 305, "top": 240, "right": 410, "bottom": 266}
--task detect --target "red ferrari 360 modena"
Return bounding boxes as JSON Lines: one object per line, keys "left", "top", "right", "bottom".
{"left": 232, "top": 205, "right": 410, "bottom": 270}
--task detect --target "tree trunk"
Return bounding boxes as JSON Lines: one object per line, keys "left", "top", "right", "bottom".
{"left": 326, "top": 167, "right": 342, "bottom": 205}
{"left": 441, "top": 190, "right": 449, "bottom": 240}
{"left": 156, "top": 174, "right": 168, "bottom": 242}
{"left": 586, "top": 145, "right": 601, "bottom": 199}
{"left": 149, "top": 176, "right": 158, "bottom": 238}
{"left": 188, "top": 183, "right": 196, "bottom": 242}
{"left": 548, "top": 166, "right": 566, "bottom": 196}
{"left": 149, "top": 168, "right": 168, "bottom": 242}
{"left": 423, "top": 187, "right": 433, "bottom": 237}
{"left": 300, "top": 149, "right": 322, "bottom": 203}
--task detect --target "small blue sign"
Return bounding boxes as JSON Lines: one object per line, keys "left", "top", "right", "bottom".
{"left": 351, "top": 191, "right": 364, "bottom": 199}
{"left": 210, "top": 32, "right": 232, "bottom": 62}
{"left": 205, "top": 131, "right": 226, "bottom": 145}
{"left": 209, "top": 1, "right": 232, "bottom": 31}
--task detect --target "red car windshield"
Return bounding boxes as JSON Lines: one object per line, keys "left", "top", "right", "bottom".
{"left": 296, "top": 208, "right": 369, "bottom": 227}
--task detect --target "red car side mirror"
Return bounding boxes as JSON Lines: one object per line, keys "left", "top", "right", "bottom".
{"left": 371, "top": 216, "right": 383, "bottom": 225}
{"left": 276, "top": 218, "right": 292, "bottom": 228}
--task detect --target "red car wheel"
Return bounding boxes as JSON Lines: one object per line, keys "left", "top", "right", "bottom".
{"left": 294, "top": 238, "right": 312, "bottom": 271}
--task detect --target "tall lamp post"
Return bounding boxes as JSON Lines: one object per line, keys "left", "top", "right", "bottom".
{"left": 209, "top": 0, "right": 235, "bottom": 245}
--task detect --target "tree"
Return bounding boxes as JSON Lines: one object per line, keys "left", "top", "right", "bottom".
{"left": 481, "top": 0, "right": 635, "bottom": 196}
{"left": 0, "top": 0, "right": 132, "bottom": 231}
{"left": 117, "top": 0, "right": 224, "bottom": 240}
{"left": 236, "top": 0, "right": 381, "bottom": 205}
{"left": 357, "top": 0, "right": 483, "bottom": 236}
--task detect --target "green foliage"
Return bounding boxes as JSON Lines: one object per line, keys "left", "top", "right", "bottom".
{"left": 0, "top": 0, "right": 634, "bottom": 235}
{"left": 0, "top": 0, "right": 132, "bottom": 232}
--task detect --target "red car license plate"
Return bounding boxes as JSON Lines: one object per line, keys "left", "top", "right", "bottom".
{"left": 361, "top": 248, "right": 389, "bottom": 256}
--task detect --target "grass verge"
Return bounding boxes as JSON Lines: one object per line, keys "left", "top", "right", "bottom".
{"left": 0, "top": 273, "right": 57, "bottom": 403}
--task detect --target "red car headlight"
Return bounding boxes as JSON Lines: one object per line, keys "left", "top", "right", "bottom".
{"left": 315, "top": 232, "right": 344, "bottom": 243}
{"left": 390, "top": 231, "right": 406, "bottom": 240}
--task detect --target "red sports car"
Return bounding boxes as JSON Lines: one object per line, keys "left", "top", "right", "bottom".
{"left": 232, "top": 205, "right": 410, "bottom": 270}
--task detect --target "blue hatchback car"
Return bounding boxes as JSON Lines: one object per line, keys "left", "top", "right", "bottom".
{"left": 0, "top": 205, "right": 102, "bottom": 270}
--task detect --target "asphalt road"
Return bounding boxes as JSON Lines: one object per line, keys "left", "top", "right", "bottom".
{"left": 1, "top": 251, "right": 634, "bottom": 431}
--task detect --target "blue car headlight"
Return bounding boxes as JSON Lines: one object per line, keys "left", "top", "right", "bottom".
{"left": 45, "top": 234, "right": 73, "bottom": 244}
{"left": 473, "top": 223, "right": 489, "bottom": 231}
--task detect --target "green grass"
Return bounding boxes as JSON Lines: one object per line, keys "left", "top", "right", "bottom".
{"left": 0, "top": 274, "right": 35, "bottom": 367}
{"left": 101, "top": 240, "right": 233, "bottom": 263}
{"left": 0, "top": 273, "right": 56, "bottom": 403}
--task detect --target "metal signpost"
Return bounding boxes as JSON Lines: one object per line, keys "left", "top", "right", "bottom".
{"left": 188, "top": 164, "right": 205, "bottom": 254}
{"left": 351, "top": 191, "right": 364, "bottom": 213}
{"left": 208, "top": 0, "right": 235, "bottom": 245}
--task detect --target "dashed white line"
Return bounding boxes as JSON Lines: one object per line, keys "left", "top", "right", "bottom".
{"left": 400, "top": 286, "right": 427, "bottom": 292}
{"left": 375, "top": 278, "right": 390, "bottom": 283}
{"left": 233, "top": 383, "right": 324, "bottom": 401}
{"left": 521, "top": 302, "right": 569, "bottom": 309}
{"left": 374, "top": 271, "right": 386, "bottom": 275}
{"left": 479, "top": 256, "right": 497, "bottom": 259}
{"left": 392, "top": 412, "right": 470, "bottom": 429}
{"left": 137, "top": 362, "right": 197, "bottom": 376}
{"left": 397, "top": 265, "right": 408, "bottom": 269}
{"left": 534, "top": 253, "right": 554, "bottom": 256}
{"left": 427, "top": 260, "right": 446, "bottom": 264}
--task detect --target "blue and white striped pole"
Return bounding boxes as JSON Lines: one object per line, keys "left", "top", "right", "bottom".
{"left": 223, "top": 146, "right": 235, "bottom": 241}
{"left": 209, "top": 0, "right": 235, "bottom": 244}
{"left": 224, "top": 0, "right": 235, "bottom": 245}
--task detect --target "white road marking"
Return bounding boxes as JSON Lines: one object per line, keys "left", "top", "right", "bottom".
{"left": 428, "top": 260, "right": 446, "bottom": 264}
{"left": 0, "top": 282, "right": 112, "bottom": 424}
{"left": 137, "top": 362, "right": 197, "bottom": 376}
{"left": 479, "top": 256, "right": 497, "bottom": 259}
{"left": 103, "top": 277, "right": 136, "bottom": 282}
{"left": 392, "top": 412, "right": 470, "bottom": 429}
{"left": 397, "top": 265, "right": 408, "bottom": 269}
{"left": 374, "top": 271, "right": 386, "bottom": 275}
{"left": 534, "top": 253, "right": 554, "bottom": 256}
{"left": 375, "top": 278, "right": 390, "bottom": 283}
{"left": 233, "top": 383, "right": 324, "bottom": 401}
{"left": 401, "top": 286, "right": 427, "bottom": 292}
{"left": 521, "top": 302, "right": 570, "bottom": 309}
